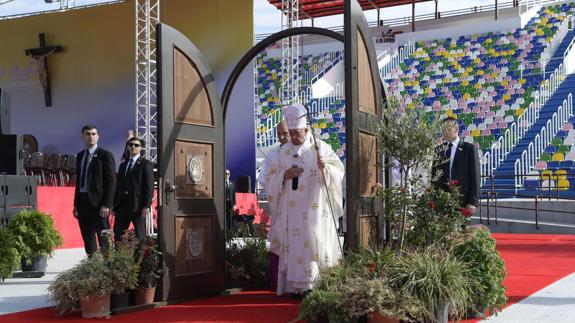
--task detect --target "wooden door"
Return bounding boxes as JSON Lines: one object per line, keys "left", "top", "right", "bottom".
{"left": 344, "top": 0, "right": 387, "bottom": 249}
{"left": 156, "top": 23, "right": 224, "bottom": 301}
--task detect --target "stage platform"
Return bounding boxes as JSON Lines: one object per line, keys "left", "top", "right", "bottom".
{"left": 2, "top": 233, "right": 575, "bottom": 322}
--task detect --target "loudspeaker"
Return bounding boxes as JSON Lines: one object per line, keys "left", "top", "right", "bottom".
{"left": 237, "top": 175, "right": 252, "bottom": 193}
{"left": 0, "top": 135, "right": 23, "bottom": 175}
{"left": 0, "top": 89, "right": 10, "bottom": 135}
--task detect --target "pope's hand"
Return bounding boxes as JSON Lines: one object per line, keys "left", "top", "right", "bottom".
{"left": 284, "top": 167, "right": 303, "bottom": 180}
{"left": 318, "top": 157, "right": 325, "bottom": 169}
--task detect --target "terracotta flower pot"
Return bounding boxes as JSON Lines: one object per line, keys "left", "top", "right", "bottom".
{"left": 134, "top": 286, "right": 156, "bottom": 305}
{"left": 80, "top": 293, "right": 111, "bottom": 318}
{"left": 367, "top": 312, "right": 400, "bottom": 323}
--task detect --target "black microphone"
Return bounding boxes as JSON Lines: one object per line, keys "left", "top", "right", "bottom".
{"left": 291, "top": 165, "right": 299, "bottom": 190}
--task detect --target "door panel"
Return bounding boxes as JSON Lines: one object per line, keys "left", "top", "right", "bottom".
{"left": 344, "top": 0, "right": 387, "bottom": 249}
{"left": 157, "top": 23, "right": 224, "bottom": 301}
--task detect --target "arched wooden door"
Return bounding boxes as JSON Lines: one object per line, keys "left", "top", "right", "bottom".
{"left": 156, "top": 23, "right": 225, "bottom": 301}
{"left": 344, "top": 0, "right": 387, "bottom": 249}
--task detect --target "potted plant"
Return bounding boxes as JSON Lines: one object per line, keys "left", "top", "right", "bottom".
{"left": 377, "top": 97, "right": 442, "bottom": 252}
{"left": 102, "top": 230, "right": 140, "bottom": 311}
{"left": 403, "top": 184, "right": 468, "bottom": 249}
{"left": 225, "top": 223, "right": 270, "bottom": 289}
{"left": 48, "top": 252, "right": 114, "bottom": 318}
{"left": 452, "top": 225, "right": 507, "bottom": 318}
{"left": 297, "top": 289, "right": 346, "bottom": 323}
{"left": 0, "top": 228, "right": 22, "bottom": 281}
{"left": 134, "top": 236, "right": 167, "bottom": 305}
{"left": 338, "top": 277, "right": 423, "bottom": 323}
{"left": 387, "top": 248, "right": 473, "bottom": 323}
{"left": 6, "top": 209, "right": 63, "bottom": 274}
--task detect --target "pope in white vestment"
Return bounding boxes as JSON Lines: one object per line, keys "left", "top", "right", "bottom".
{"left": 264, "top": 103, "right": 345, "bottom": 295}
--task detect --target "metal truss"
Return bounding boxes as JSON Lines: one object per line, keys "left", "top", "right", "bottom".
{"left": 280, "top": 0, "right": 300, "bottom": 105}
{"left": 135, "top": 0, "right": 160, "bottom": 163}
{"left": 59, "top": 0, "right": 75, "bottom": 9}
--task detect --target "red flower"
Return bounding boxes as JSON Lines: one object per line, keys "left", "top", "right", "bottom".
{"left": 460, "top": 207, "right": 472, "bottom": 218}
{"left": 369, "top": 261, "right": 377, "bottom": 273}
{"left": 450, "top": 179, "right": 459, "bottom": 186}
{"left": 427, "top": 200, "right": 436, "bottom": 209}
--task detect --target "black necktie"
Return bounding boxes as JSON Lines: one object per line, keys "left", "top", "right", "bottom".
{"left": 445, "top": 143, "right": 453, "bottom": 158}
{"left": 125, "top": 159, "right": 134, "bottom": 176}
{"left": 80, "top": 149, "right": 89, "bottom": 188}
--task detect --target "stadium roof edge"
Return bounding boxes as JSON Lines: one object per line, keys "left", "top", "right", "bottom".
{"left": 267, "top": 0, "right": 435, "bottom": 19}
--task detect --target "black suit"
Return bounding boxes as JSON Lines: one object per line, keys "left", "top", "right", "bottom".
{"left": 432, "top": 139, "right": 480, "bottom": 207}
{"left": 74, "top": 147, "right": 117, "bottom": 254}
{"left": 225, "top": 180, "right": 236, "bottom": 229}
{"left": 113, "top": 156, "right": 154, "bottom": 240}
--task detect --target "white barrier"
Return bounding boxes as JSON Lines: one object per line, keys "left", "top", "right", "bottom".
{"left": 514, "top": 93, "right": 573, "bottom": 189}
{"left": 541, "top": 16, "right": 570, "bottom": 76}
{"left": 482, "top": 60, "right": 567, "bottom": 184}
{"left": 379, "top": 41, "right": 415, "bottom": 79}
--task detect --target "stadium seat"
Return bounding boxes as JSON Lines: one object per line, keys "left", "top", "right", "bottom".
{"left": 552, "top": 152, "right": 565, "bottom": 161}
{"left": 534, "top": 161, "right": 547, "bottom": 170}
{"left": 556, "top": 169, "right": 568, "bottom": 180}
{"left": 541, "top": 170, "right": 554, "bottom": 181}
{"left": 557, "top": 179, "right": 570, "bottom": 190}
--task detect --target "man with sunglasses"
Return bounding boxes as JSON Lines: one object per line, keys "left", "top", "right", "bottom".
{"left": 113, "top": 136, "right": 154, "bottom": 241}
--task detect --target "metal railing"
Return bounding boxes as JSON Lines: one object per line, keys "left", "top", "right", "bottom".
{"left": 482, "top": 60, "right": 567, "bottom": 183}
{"left": 299, "top": 51, "right": 344, "bottom": 87}
{"left": 514, "top": 93, "right": 573, "bottom": 188}
{"left": 379, "top": 41, "right": 415, "bottom": 79}
{"left": 480, "top": 172, "right": 575, "bottom": 229}
{"left": 541, "top": 16, "right": 571, "bottom": 76}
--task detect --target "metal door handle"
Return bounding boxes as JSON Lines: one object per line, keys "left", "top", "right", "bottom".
{"left": 164, "top": 179, "right": 175, "bottom": 205}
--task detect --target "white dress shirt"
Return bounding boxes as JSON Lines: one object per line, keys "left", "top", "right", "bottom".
{"left": 446, "top": 137, "right": 460, "bottom": 179}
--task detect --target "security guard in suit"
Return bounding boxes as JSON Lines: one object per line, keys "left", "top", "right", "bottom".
{"left": 113, "top": 137, "right": 154, "bottom": 241}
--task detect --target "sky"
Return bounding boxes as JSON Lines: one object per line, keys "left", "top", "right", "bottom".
{"left": 1, "top": 0, "right": 508, "bottom": 32}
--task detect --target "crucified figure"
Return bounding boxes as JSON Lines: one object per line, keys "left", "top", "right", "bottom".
{"left": 25, "top": 33, "right": 62, "bottom": 107}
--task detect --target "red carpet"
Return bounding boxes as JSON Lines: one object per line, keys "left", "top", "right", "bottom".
{"left": 0, "top": 291, "right": 301, "bottom": 323}
{"left": 2, "top": 233, "right": 575, "bottom": 323}
{"left": 459, "top": 233, "right": 575, "bottom": 323}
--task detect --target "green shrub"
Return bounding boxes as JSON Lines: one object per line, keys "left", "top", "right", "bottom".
{"left": 0, "top": 229, "right": 21, "bottom": 280}
{"left": 452, "top": 225, "right": 507, "bottom": 315}
{"left": 6, "top": 209, "right": 63, "bottom": 260}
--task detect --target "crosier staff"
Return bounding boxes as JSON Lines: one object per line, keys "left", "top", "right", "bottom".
{"left": 302, "top": 112, "right": 344, "bottom": 258}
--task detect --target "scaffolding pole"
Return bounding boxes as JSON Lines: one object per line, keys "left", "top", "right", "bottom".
{"left": 135, "top": 0, "right": 160, "bottom": 163}
{"left": 280, "top": 0, "right": 300, "bottom": 105}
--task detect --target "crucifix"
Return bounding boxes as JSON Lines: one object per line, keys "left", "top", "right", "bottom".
{"left": 25, "top": 33, "right": 63, "bottom": 107}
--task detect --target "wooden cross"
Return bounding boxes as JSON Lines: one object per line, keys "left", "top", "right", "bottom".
{"left": 25, "top": 33, "right": 63, "bottom": 107}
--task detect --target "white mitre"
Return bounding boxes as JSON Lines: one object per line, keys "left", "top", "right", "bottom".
{"left": 283, "top": 103, "right": 308, "bottom": 130}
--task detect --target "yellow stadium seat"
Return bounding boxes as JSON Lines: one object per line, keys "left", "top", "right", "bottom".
{"left": 541, "top": 170, "right": 554, "bottom": 181}
{"left": 515, "top": 108, "right": 525, "bottom": 117}
{"left": 471, "top": 130, "right": 480, "bottom": 137}
{"left": 556, "top": 169, "right": 568, "bottom": 180}
{"left": 552, "top": 152, "right": 565, "bottom": 162}
{"left": 557, "top": 179, "right": 570, "bottom": 191}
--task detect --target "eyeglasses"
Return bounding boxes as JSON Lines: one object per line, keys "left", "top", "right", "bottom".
{"left": 128, "top": 143, "right": 141, "bottom": 147}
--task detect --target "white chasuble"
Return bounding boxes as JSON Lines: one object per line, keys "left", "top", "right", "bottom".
{"left": 264, "top": 132, "right": 344, "bottom": 294}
